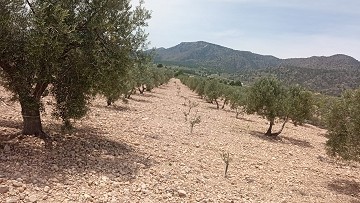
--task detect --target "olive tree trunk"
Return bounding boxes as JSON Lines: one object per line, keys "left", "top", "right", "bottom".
{"left": 265, "top": 117, "right": 289, "bottom": 137}
{"left": 20, "top": 97, "right": 49, "bottom": 140}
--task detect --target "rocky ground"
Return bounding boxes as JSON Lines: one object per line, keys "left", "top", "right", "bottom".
{"left": 0, "top": 78, "right": 359, "bottom": 203}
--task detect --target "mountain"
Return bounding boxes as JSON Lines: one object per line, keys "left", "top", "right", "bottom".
{"left": 281, "top": 54, "right": 360, "bottom": 70}
{"left": 153, "top": 41, "right": 360, "bottom": 95}
{"left": 154, "top": 41, "right": 280, "bottom": 72}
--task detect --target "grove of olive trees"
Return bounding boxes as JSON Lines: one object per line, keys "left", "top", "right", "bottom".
{"left": 0, "top": 0, "right": 172, "bottom": 144}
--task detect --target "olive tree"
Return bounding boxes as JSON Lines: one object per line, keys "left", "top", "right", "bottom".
{"left": 229, "top": 87, "right": 248, "bottom": 118}
{"left": 195, "top": 78, "right": 207, "bottom": 99}
{"left": 326, "top": 89, "right": 360, "bottom": 161}
{"left": 220, "top": 84, "right": 234, "bottom": 109}
{"left": 204, "top": 79, "right": 222, "bottom": 109}
{"left": 246, "top": 77, "right": 313, "bottom": 136}
{"left": 0, "top": 0, "right": 151, "bottom": 143}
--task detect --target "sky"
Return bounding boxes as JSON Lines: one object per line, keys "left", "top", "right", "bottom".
{"left": 136, "top": 0, "right": 360, "bottom": 60}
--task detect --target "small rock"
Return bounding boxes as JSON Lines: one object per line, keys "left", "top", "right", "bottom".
{"left": 4, "top": 144, "right": 11, "bottom": 152}
{"left": 12, "top": 181, "right": 23, "bottom": 187}
{"left": 245, "top": 177, "right": 255, "bottom": 183}
{"left": 27, "top": 195, "right": 38, "bottom": 203}
{"left": 42, "top": 194, "right": 48, "bottom": 200}
{"left": 83, "top": 193, "right": 92, "bottom": 201}
{"left": 49, "top": 178, "right": 59, "bottom": 182}
{"left": 101, "top": 176, "right": 109, "bottom": 182}
{"left": 18, "top": 186, "right": 26, "bottom": 193}
{"left": 19, "top": 193, "right": 27, "bottom": 200}
{"left": 178, "top": 190, "right": 187, "bottom": 197}
{"left": 6, "top": 197, "right": 19, "bottom": 203}
{"left": 195, "top": 143, "right": 200, "bottom": 148}
{"left": 0, "top": 185, "right": 9, "bottom": 194}
{"left": 44, "top": 186, "right": 50, "bottom": 192}
{"left": 51, "top": 164, "right": 59, "bottom": 171}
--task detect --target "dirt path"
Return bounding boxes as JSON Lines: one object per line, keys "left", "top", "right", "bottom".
{"left": 0, "top": 78, "right": 359, "bottom": 203}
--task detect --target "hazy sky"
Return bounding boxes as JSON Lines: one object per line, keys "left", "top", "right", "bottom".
{"left": 139, "top": 0, "right": 360, "bottom": 60}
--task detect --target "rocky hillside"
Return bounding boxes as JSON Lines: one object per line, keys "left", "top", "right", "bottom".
{"left": 154, "top": 41, "right": 360, "bottom": 72}
{"left": 154, "top": 41, "right": 360, "bottom": 95}
{"left": 154, "top": 41, "right": 280, "bottom": 72}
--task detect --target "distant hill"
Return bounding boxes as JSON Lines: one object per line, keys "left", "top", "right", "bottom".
{"left": 153, "top": 41, "right": 360, "bottom": 95}
{"left": 281, "top": 54, "right": 360, "bottom": 70}
{"left": 154, "top": 41, "right": 280, "bottom": 72}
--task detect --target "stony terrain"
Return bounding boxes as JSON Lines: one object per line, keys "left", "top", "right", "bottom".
{"left": 0, "top": 78, "right": 359, "bottom": 203}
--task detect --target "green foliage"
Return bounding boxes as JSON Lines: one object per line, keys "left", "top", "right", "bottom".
{"left": 326, "top": 89, "right": 360, "bottom": 161}
{"left": 195, "top": 79, "right": 206, "bottom": 98}
{"left": 246, "top": 77, "right": 313, "bottom": 136}
{"left": 0, "top": 0, "right": 151, "bottom": 128}
{"left": 204, "top": 79, "right": 222, "bottom": 109}
{"left": 246, "top": 77, "right": 287, "bottom": 123}
{"left": 229, "top": 86, "right": 248, "bottom": 118}
{"left": 229, "top": 80, "right": 243, "bottom": 86}
{"left": 307, "top": 93, "right": 337, "bottom": 128}
{"left": 285, "top": 85, "right": 313, "bottom": 126}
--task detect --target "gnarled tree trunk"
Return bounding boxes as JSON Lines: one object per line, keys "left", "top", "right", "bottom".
{"left": 20, "top": 97, "right": 49, "bottom": 140}
{"left": 265, "top": 120, "right": 274, "bottom": 136}
{"left": 221, "top": 99, "right": 227, "bottom": 109}
{"left": 265, "top": 117, "right": 289, "bottom": 137}
{"left": 215, "top": 99, "right": 219, "bottom": 109}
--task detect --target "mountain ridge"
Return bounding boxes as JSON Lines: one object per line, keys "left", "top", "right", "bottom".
{"left": 153, "top": 41, "right": 360, "bottom": 95}
{"left": 154, "top": 41, "right": 360, "bottom": 71}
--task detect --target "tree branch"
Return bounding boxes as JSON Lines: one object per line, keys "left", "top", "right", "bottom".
{"left": 33, "top": 82, "right": 49, "bottom": 100}
{"left": 25, "top": 0, "right": 36, "bottom": 15}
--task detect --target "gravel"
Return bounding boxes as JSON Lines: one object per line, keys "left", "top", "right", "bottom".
{"left": 0, "top": 79, "right": 359, "bottom": 202}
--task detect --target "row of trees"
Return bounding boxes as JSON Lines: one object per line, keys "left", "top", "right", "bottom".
{"left": 0, "top": 0, "right": 174, "bottom": 143}
{"left": 180, "top": 74, "right": 360, "bottom": 161}
{"left": 105, "top": 65, "right": 174, "bottom": 106}
{"left": 179, "top": 75, "right": 313, "bottom": 136}
{"left": 179, "top": 76, "right": 247, "bottom": 111}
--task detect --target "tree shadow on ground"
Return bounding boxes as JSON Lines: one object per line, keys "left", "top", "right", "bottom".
{"left": 249, "top": 131, "right": 282, "bottom": 143}
{"left": 206, "top": 106, "right": 220, "bottom": 110}
{"left": 138, "top": 92, "right": 160, "bottom": 98}
{"left": 249, "top": 130, "right": 313, "bottom": 148}
{"left": 328, "top": 179, "right": 360, "bottom": 200}
{"left": 281, "top": 136, "right": 313, "bottom": 148}
{"left": 92, "top": 104, "right": 131, "bottom": 112}
{"left": 129, "top": 97, "right": 152, "bottom": 103}
{"left": 0, "top": 119, "right": 23, "bottom": 142}
{"left": 237, "top": 117, "right": 256, "bottom": 123}
{"left": 0, "top": 119, "right": 22, "bottom": 130}
{"left": 0, "top": 123, "right": 155, "bottom": 188}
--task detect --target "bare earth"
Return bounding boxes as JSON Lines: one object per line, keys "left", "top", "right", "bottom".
{"left": 0, "top": 78, "right": 359, "bottom": 203}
